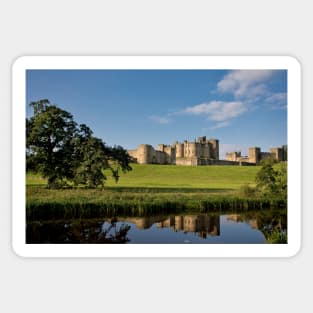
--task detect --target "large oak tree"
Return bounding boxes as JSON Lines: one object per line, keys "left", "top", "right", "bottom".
{"left": 27, "top": 99, "right": 132, "bottom": 188}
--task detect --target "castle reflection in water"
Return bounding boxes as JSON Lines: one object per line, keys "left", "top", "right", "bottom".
{"left": 123, "top": 215, "right": 220, "bottom": 239}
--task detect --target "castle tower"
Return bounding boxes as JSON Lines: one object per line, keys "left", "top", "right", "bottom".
{"left": 249, "top": 147, "right": 261, "bottom": 164}
{"left": 270, "top": 147, "right": 284, "bottom": 161}
{"left": 201, "top": 142, "right": 210, "bottom": 158}
{"left": 137, "top": 144, "right": 154, "bottom": 164}
{"left": 157, "top": 144, "right": 165, "bottom": 152}
{"left": 164, "top": 145, "right": 176, "bottom": 164}
{"left": 197, "top": 136, "right": 207, "bottom": 144}
{"left": 187, "top": 142, "right": 198, "bottom": 157}
{"left": 209, "top": 139, "right": 219, "bottom": 160}
{"left": 175, "top": 142, "right": 184, "bottom": 158}
{"left": 282, "top": 145, "right": 287, "bottom": 161}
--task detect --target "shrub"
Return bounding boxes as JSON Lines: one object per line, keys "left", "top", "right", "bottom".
{"left": 239, "top": 184, "right": 259, "bottom": 197}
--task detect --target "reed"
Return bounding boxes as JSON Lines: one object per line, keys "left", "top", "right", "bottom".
{"left": 27, "top": 195, "right": 287, "bottom": 221}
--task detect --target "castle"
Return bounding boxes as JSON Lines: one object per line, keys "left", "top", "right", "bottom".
{"left": 128, "top": 136, "right": 220, "bottom": 166}
{"left": 128, "top": 136, "right": 287, "bottom": 166}
{"left": 226, "top": 145, "right": 287, "bottom": 164}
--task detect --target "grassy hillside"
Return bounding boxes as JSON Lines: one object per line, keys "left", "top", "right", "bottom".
{"left": 27, "top": 164, "right": 260, "bottom": 190}
{"left": 104, "top": 164, "right": 260, "bottom": 189}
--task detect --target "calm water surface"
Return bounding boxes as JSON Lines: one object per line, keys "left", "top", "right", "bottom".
{"left": 27, "top": 210, "right": 287, "bottom": 244}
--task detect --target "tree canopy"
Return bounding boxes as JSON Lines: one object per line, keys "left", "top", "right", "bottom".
{"left": 255, "top": 159, "right": 287, "bottom": 198}
{"left": 26, "top": 99, "right": 132, "bottom": 188}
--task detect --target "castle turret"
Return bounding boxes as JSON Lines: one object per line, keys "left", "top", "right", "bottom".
{"left": 164, "top": 145, "right": 176, "bottom": 164}
{"left": 157, "top": 144, "right": 165, "bottom": 152}
{"left": 186, "top": 142, "right": 198, "bottom": 157}
{"left": 270, "top": 147, "right": 284, "bottom": 161}
{"left": 209, "top": 139, "right": 219, "bottom": 160}
{"left": 137, "top": 144, "right": 155, "bottom": 164}
{"left": 197, "top": 136, "right": 207, "bottom": 144}
{"left": 282, "top": 145, "right": 287, "bottom": 161}
{"left": 175, "top": 143, "right": 184, "bottom": 158}
{"left": 201, "top": 142, "right": 210, "bottom": 158}
{"left": 249, "top": 147, "right": 261, "bottom": 164}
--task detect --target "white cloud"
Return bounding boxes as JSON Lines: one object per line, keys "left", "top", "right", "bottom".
{"left": 217, "top": 70, "right": 273, "bottom": 100}
{"left": 183, "top": 101, "right": 247, "bottom": 122}
{"left": 264, "top": 92, "right": 287, "bottom": 110}
{"left": 202, "top": 121, "right": 230, "bottom": 131}
{"left": 149, "top": 115, "right": 172, "bottom": 124}
{"left": 172, "top": 70, "right": 285, "bottom": 128}
{"left": 210, "top": 121, "right": 230, "bottom": 129}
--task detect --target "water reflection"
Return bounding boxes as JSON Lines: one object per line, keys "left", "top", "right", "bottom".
{"left": 27, "top": 218, "right": 131, "bottom": 244}
{"left": 26, "top": 209, "right": 287, "bottom": 244}
{"left": 156, "top": 215, "right": 220, "bottom": 238}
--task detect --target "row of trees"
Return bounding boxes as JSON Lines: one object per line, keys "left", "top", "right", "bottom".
{"left": 26, "top": 99, "right": 132, "bottom": 188}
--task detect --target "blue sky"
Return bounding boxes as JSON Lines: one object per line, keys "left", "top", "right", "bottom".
{"left": 26, "top": 69, "right": 287, "bottom": 158}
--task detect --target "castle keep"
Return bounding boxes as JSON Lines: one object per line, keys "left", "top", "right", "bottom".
{"left": 128, "top": 136, "right": 219, "bottom": 166}
{"left": 128, "top": 136, "right": 287, "bottom": 166}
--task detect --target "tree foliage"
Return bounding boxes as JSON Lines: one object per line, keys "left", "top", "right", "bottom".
{"left": 71, "top": 124, "right": 109, "bottom": 188}
{"left": 27, "top": 100, "right": 132, "bottom": 188}
{"left": 255, "top": 159, "right": 287, "bottom": 198}
{"left": 27, "top": 100, "right": 77, "bottom": 187}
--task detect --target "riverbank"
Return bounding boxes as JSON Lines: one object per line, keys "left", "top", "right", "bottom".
{"left": 27, "top": 185, "right": 286, "bottom": 220}
{"left": 26, "top": 164, "right": 287, "bottom": 220}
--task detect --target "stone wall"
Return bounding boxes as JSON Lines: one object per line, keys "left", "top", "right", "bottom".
{"left": 176, "top": 157, "right": 199, "bottom": 166}
{"left": 260, "top": 152, "right": 272, "bottom": 161}
{"left": 226, "top": 151, "right": 241, "bottom": 161}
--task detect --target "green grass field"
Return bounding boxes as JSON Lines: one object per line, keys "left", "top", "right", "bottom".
{"left": 105, "top": 164, "right": 261, "bottom": 189}
{"left": 27, "top": 163, "right": 260, "bottom": 190}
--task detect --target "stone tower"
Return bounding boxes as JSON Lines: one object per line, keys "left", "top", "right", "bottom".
{"left": 175, "top": 142, "right": 184, "bottom": 158}
{"left": 209, "top": 139, "right": 219, "bottom": 160}
{"left": 282, "top": 145, "right": 287, "bottom": 161}
{"left": 249, "top": 147, "right": 261, "bottom": 164}
{"left": 270, "top": 147, "right": 284, "bottom": 161}
{"left": 137, "top": 144, "right": 154, "bottom": 164}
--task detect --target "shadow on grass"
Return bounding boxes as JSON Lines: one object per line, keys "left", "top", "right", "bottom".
{"left": 27, "top": 185, "right": 235, "bottom": 194}
{"left": 99, "top": 186, "right": 234, "bottom": 194}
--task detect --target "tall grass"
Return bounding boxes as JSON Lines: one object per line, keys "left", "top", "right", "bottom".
{"left": 27, "top": 187, "right": 287, "bottom": 221}
{"left": 26, "top": 164, "right": 287, "bottom": 221}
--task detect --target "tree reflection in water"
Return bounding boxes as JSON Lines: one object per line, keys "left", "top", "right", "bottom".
{"left": 236, "top": 209, "right": 287, "bottom": 244}
{"left": 27, "top": 218, "right": 131, "bottom": 244}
